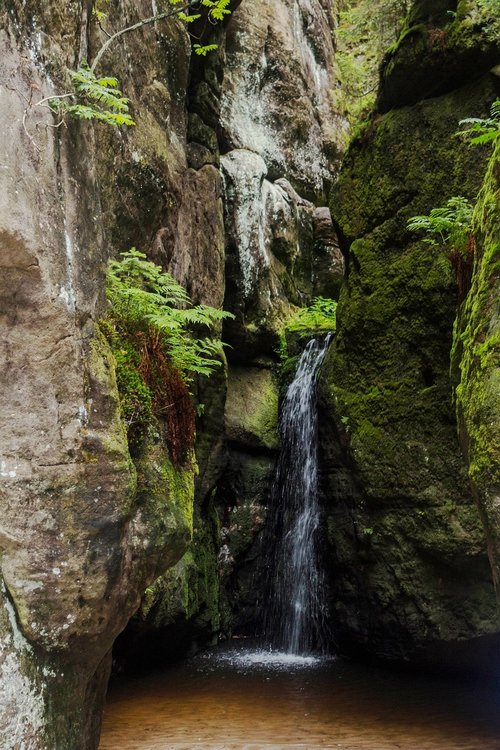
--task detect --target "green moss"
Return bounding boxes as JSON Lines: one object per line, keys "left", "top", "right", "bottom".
{"left": 333, "top": 0, "right": 409, "bottom": 126}
{"left": 225, "top": 367, "right": 279, "bottom": 451}
{"left": 99, "top": 320, "right": 154, "bottom": 451}
{"left": 377, "top": 0, "right": 500, "bottom": 114}
{"left": 451, "top": 139, "right": 500, "bottom": 588}
{"left": 385, "top": 23, "right": 428, "bottom": 59}
{"left": 134, "top": 442, "right": 194, "bottom": 557}
{"left": 140, "top": 497, "right": 221, "bottom": 639}
{"left": 319, "top": 62, "right": 499, "bottom": 657}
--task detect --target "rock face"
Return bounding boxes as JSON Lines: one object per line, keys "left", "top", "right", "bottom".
{"left": 0, "top": 2, "right": 345, "bottom": 730}
{"left": 0, "top": 1, "right": 197, "bottom": 746}
{"left": 452, "top": 139, "right": 500, "bottom": 597}
{"left": 4, "top": 0, "right": 499, "bottom": 745}
{"left": 318, "top": 1, "right": 500, "bottom": 663}
{"left": 220, "top": 0, "right": 346, "bottom": 360}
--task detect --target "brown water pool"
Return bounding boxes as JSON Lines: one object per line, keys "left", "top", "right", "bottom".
{"left": 99, "top": 643, "right": 500, "bottom": 750}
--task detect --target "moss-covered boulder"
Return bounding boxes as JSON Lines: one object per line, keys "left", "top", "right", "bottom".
{"left": 319, "top": 7, "right": 500, "bottom": 664}
{"left": 225, "top": 366, "right": 280, "bottom": 452}
{"left": 378, "top": 1, "right": 500, "bottom": 112}
{"left": 452, "top": 139, "right": 500, "bottom": 595}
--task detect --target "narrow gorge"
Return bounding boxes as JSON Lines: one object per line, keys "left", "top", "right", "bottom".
{"left": 0, "top": 1, "right": 499, "bottom": 748}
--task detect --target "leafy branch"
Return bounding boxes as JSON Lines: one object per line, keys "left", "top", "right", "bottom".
{"left": 47, "top": 67, "right": 135, "bottom": 126}
{"left": 25, "top": 0, "right": 232, "bottom": 135}
{"left": 89, "top": 0, "right": 199, "bottom": 74}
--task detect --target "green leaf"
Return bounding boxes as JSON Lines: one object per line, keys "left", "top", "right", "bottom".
{"left": 193, "top": 43, "right": 219, "bottom": 56}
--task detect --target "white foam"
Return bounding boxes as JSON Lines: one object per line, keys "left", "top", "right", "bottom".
{"left": 201, "top": 646, "right": 330, "bottom": 671}
{"left": 232, "top": 649, "right": 320, "bottom": 667}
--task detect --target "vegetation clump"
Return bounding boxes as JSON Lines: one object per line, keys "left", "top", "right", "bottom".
{"left": 285, "top": 297, "right": 337, "bottom": 334}
{"left": 103, "top": 248, "right": 233, "bottom": 463}
{"left": 407, "top": 196, "right": 475, "bottom": 299}
{"left": 334, "top": 0, "right": 411, "bottom": 125}
{"left": 457, "top": 98, "right": 500, "bottom": 147}
{"left": 277, "top": 297, "right": 336, "bottom": 375}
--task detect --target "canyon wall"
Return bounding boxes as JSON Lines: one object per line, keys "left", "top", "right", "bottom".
{"left": 0, "top": 0, "right": 343, "bottom": 743}
{"left": 318, "top": 0, "right": 500, "bottom": 664}
{"left": 1, "top": 0, "right": 499, "bottom": 746}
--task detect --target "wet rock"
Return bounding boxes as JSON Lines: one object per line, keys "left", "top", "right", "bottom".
{"left": 225, "top": 366, "right": 280, "bottom": 452}
{"left": 451, "top": 140, "right": 500, "bottom": 598}
{"left": 220, "top": 0, "right": 346, "bottom": 200}
{"left": 318, "top": 4, "right": 500, "bottom": 665}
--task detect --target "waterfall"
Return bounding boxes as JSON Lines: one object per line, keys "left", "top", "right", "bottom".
{"left": 264, "top": 335, "right": 332, "bottom": 655}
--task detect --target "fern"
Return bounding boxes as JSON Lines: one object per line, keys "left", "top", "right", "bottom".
{"left": 456, "top": 99, "right": 500, "bottom": 146}
{"left": 106, "top": 248, "right": 234, "bottom": 382}
{"left": 407, "top": 196, "right": 473, "bottom": 255}
{"left": 48, "top": 66, "right": 135, "bottom": 127}
{"left": 193, "top": 43, "right": 219, "bottom": 56}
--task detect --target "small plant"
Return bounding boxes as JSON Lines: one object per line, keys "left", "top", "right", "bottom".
{"left": 105, "top": 248, "right": 233, "bottom": 462}
{"left": 106, "top": 248, "right": 232, "bottom": 382}
{"left": 407, "top": 196, "right": 473, "bottom": 254}
{"left": 286, "top": 297, "right": 337, "bottom": 334}
{"left": 407, "top": 197, "right": 475, "bottom": 299}
{"left": 456, "top": 98, "right": 500, "bottom": 146}
{"left": 277, "top": 297, "right": 336, "bottom": 370}
{"left": 47, "top": 67, "right": 135, "bottom": 127}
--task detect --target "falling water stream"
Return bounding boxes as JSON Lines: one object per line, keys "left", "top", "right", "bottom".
{"left": 99, "top": 335, "right": 500, "bottom": 749}
{"left": 264, "top": 335, "right": 332, "bottom": 655}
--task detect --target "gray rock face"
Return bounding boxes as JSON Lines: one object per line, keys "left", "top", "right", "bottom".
{"left": 220, "top": 0, "right": 346, "bottom": 360}
{"left": 220, "top": 0, "right": 346, "bottom": 198}
{"left": 0, "top": 2, "right": 196, "bottom": 746}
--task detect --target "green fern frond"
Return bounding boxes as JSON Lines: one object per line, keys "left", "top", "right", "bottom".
{"left": 193, "top": 43, "right": 219, "bottom": 56}
{"left": 407, "top": 196, "right": 473, "bottom": 255}
{"left": 106, "top": 249, "right": 234, "bottom": 382}
{"left": 49, "top": 66, "right": 136, "bottom": 128}
{"left": 457, "top": 98, "right": 500, "bottom": 146}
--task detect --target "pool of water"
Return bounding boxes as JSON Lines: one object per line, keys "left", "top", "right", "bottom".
{"left": 99, "top": 641, "right": 500, "bottom": 750}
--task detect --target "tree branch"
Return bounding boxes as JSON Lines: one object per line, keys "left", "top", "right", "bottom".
{"left": 90, "top": 0, "right": 200, "bottom": 73}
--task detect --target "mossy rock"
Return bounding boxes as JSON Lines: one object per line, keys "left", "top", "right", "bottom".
{"left": 225, "top": 366, "right": 279, "bottom": 451}
{"left": 452, "top": 139, "right": 500, "bottom": 593}
{"left": 133, "top": 438, "right": 194, "bottom": 576}
{"left": 378, "top": 0, "right": 500, "bottom": 112}
{"left": 320, "top": 68, "right": 499, "bottom": 662}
